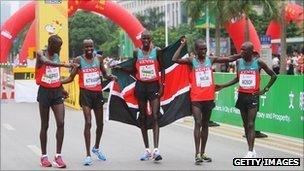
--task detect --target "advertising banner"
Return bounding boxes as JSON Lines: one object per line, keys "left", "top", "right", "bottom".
{"left": 212, "top": 73, "right": 304, "bottom": 138}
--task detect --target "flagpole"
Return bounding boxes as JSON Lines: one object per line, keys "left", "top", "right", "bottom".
{"left": 206, "top": 6, "right": 210, "bottom": 55}
{"left": 165, "top": 0, "right": 168, "bottom": 47}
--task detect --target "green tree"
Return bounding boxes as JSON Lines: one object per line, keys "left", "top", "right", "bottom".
{"left": 68, "top": 11, "right": 116, "bottom": 57}
{"left": 183, "top": 0, "right": 231, "bottom": 71}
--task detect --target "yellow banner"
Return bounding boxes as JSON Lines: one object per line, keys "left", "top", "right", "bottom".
{"left": 36, "top": 0, "right": 68, "bottom": 63}
{"left": 36, "top": 1, "right": 80, "bottom": 110}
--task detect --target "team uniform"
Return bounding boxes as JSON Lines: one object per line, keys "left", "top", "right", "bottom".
{"left": 36, "top": 52, "right": 64, "bottom": 107}
{"left": 78, "top": 55, "right": 103, "bottom": 109}
{"left": 189, "top": 56, "right": 215, "bottom": 110}
{"left": 134, "top": 47, "right": 160, "bottom": 101}
{"left": 235, "top": 58, "right": 260, "bottom": 111}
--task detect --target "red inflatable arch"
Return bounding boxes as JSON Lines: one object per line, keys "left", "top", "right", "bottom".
{"left": 225, "top": 16, "right": 261, "bottom": 53}
{"left": 1, "top": 0, "right": 145, "bottom": 63}
{"left": 266, "top": 3, "right": 303, "bottom": 40}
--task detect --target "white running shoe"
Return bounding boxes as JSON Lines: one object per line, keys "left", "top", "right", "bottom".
{"left": 244, "top": 151, "right": 255, "bottom": 158}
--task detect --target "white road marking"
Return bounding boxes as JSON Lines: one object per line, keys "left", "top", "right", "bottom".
{"left": 27, "top": 145, "right": 41, "bottom": 156}
{"left": 2, "top": 123, "right": 15, "bottom": 130}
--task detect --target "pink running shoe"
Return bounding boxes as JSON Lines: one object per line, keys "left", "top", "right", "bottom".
{"left": 53, "top": 156, "right": 67, "bottom": 168}
{"left": 40, "top": 156, "right": 52, "bottom": 167}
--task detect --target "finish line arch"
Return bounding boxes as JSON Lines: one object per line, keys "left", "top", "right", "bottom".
{"left": 0, "top": 0, "right": 145, "bottom": 63}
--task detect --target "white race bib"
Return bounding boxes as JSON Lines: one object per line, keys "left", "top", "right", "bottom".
{"left": 41, "top": 67, "right": 60, "bottom": 84}
{"left": 139, "top": 64, "right": 156, "bottom": 80}
{"left": 83, "top": 71, "right": 101, "bottom": 86}
{"left": 239, "top": 73, "right": 256, "bottom": 89}
{"left": 195, "top": 69, "right": 212, "bottom": 87}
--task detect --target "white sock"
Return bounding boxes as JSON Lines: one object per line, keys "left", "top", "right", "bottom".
{"left": 145, "top": 148, "right": 150, "bottom": 153}
{"left": 41, "top": 154, "right": 47, "bottom": 158}
{"left": 56, "top": 153, "right": 61, "bottom": 158}
{"left": 153, "top": 148, "right": 159, "bottom": 153}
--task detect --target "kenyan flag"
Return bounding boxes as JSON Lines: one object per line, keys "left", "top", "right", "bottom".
{"left": 104, "top": 39, "right": 191, "bottom": 129}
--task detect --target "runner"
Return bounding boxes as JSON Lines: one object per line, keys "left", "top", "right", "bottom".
{"left": 216, "top": 41, "right": 277, "bottom": 158}
{"left": 61, "top": 39, "right": 116, "bottom": 166}
{"left": 114, "top": 30, "right": 165, "bottom": 161}
{"left": 36, "top": 35, "right": 76, "bottom": 168}
{"left": 172, "top": 37, "right": 241, "bottom": 164}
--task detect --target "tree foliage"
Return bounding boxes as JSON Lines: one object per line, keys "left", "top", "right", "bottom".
{"left": 68, "top": 11, "right": 118, "bottom": 57}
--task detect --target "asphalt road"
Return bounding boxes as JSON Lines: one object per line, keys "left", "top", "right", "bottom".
{"left": 1, "top": 101, "right": 303, "bottom": 170}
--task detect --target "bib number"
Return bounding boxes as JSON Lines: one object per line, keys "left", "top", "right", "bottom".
{"left": 42, "top": 67, "right": 60, "bottom": 84}
{"left": 139, "top": 64, "right": 156, "bottom": 80}
{"left": 195, "top": 69, "right": 212, "bottom": 87}
{"left": 239, "top": 73, "right": 256, "bottom": 89}
{"left": 84, "top": 72, "right": 101, "bottom": 86}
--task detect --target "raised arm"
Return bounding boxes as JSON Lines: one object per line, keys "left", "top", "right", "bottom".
{"left": 211, "top": 53, "right": 242, "bottom": 64}
{"left": 111, "top": 52, "right": 136, "bottom": 74}
{"left": 60, "top": 57, "right": 80, "bottom": 84}
{"left": 255, "top": 59, "right": 277, "bottom": 95}
{"left": 172, "top": 37, "right": 191, "bottom": 64}
{"left": 98, "top": 55, "right": 116, "bottom": 81}
{"left": 36, "top": 51, "right": 74, "bottom": 68}
{"left": 156, "top": 47, "right": 165, "bottom": 97}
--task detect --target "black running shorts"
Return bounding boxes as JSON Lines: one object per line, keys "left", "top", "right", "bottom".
{"left": 79, "top": 88, "right": 104, "bottom": 109}
{"left": 37, "top": 86, "right": 64, "bottom": 107}
{"left": 134, "top": 80, "right": 160, "bottom": 101}
{"left": 235, "top": 92, "right": 260, "bottom": 111}
{"left": 191, "top": 100, "right": 215, "bottom": 113}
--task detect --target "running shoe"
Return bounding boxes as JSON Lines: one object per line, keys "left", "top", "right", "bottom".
{"left": 195, "top": 153, "right": 203, "bottom": 165}
{"left": 152, "top": 149, "right": 162, "bottom": 161}
{"left": 83, "top": 156, "right": 93, "bottom": 166}
{"left": 40, "top": 156, "right": 52, "bottom": 167}
{"left": 201, "top": 153, "right": 212, "bottom": 162}
{"left": 53, "top": 155, "right": 67, "bottom": 168}
{"left": 139, "top": 150, "right": 152, "bottom": 161}
{"left": 92, "top": 147, "right": 107, "bottom": 161}
{"left": 244, "top": 151, "right": 255, "bottom": 158}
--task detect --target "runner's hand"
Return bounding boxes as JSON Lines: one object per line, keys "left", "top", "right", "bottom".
{"left": 156, "top": 84, "right": 164, "bottom": 97}
{"left": 62, "top": 89, "right": 69, "bottom": 99}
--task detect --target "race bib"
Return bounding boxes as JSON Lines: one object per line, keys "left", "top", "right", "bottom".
{"left": 195, "top": 69, "right": 212, "bottom": 87}
{"left": 84, "top": 72, "right": 101, "bottom": 87}
{"left": 41, "top": 67, "right": 60, "bottom": 84}
{"left": 239, "top": 73, "right": 256, "bottom": 89}
{"left": 139, "top": 64, "right": 156, "bottom": 80}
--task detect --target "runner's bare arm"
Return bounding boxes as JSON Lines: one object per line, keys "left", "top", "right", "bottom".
{"left": 157, "top": 47, "right": 165, "bottom": 97}
{"left": 211, "top": 53, "right": 242, "bottom": 64}
{"left": 60, "top": 57, "right": 80, "bottom": 84}
{"left": 36, "top": 51, "right": 74, "bottom": 68}
{"left": 172, "top": 36, "right": 191, "bottom": 64}
{"left": 98, "top": 54, "right": 117, "bottom": 81}
{"left": 255, "top": 59, "right": 277, "bottom": 95}
{"left": 215, "top": 76, "right": 239, "bottom": 91}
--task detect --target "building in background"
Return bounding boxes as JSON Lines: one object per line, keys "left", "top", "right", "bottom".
{"left": 116, "top": 0, "right": 186, "bottom": 28}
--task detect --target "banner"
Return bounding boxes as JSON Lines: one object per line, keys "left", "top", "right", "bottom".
{"left": 108, "top": 40, "right": 191, "bottom": 129}
{"left": 212, "top": 73, "right": 304, "bottom": 139}
{"left": 36, "top": 0, "right": 69, "bottom": 63}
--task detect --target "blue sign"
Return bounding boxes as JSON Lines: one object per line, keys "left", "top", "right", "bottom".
{"left": 260, "top": 35, "right": 271, "bottom": 45}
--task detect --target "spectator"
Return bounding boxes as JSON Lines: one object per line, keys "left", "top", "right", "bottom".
{"left": 272, "top": 54, "right": 280, "bottom": 74}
